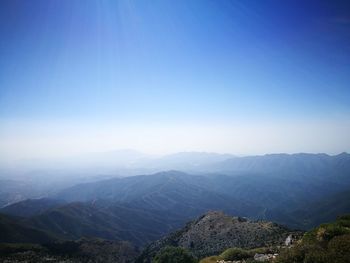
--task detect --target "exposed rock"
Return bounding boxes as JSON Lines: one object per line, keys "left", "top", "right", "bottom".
{"left": 254, "top": 253, "right": 278, "bottom": 261}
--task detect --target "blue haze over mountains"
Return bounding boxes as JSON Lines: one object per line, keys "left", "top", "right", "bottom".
{"left": 1, "top": 151, "right": 350, "bottom": 245}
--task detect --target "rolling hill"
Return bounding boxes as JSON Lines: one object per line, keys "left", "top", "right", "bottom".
{"left": 55, "top": 171, "right": 263, "bottom": 220}
{"left": 0, "top": 213, "right": 53, "bottom": 244}
{"left": 0, "top": 198, "right": 66, "bottom": 217}
{"left": 23, "top": 202, "right": 180, "bottom": 247}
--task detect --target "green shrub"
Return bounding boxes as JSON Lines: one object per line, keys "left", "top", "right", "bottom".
{"left": 336, "top": 215, "right": 350, "bottom": 228}
{"left": 219, "top": 247, "right": 251, "bottom": 261}
{"left": 199, "top": 256, "right": 220, "bottom": 263}
{"left": 337, "top": 214, "right": 350, "bottom": 221}
{"left": 275, "top": 214, "right": 350, "bottom": 263}
{"left": 320, "top": 224, "right": 349, "bottom": 241}
{"left": 153, "top": 246, "right": 197, "bottom": 263}
{"left": 303, "top": 249, "right": 328, "bottom": 263}
{"left": 248, "top": 247, "right": 271, "bottom": 255}
{"left": 327, "top": 234, "right": 350, "bottom": 263}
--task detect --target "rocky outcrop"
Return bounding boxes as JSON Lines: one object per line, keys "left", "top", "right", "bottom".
{"left": 137, "top": 211, "right": 301, "bottom": 261}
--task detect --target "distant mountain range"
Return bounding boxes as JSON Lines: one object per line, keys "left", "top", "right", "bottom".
{"left": 0, "top": 152, "right": 349, "bottom": 260}
{"left": 50, "top": 152, "right": 350, "bottom": 229}
{"left": 54, "top": 171, "right": 261, "bottom": 219}
{"left": 1, "top": 152, "right": 349, "bottom": 207}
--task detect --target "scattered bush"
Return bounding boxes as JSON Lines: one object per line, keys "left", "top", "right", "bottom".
{"left": 219, "top": 247, "right": 251, "bottom": 260}
{"left": 153, "top": 246, "right": 197, "bottom": 263}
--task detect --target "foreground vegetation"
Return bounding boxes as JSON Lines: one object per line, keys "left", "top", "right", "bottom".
{"left": 1, "top": 215, "right": 349, "bottom": 263}
{"left": 0, "top": 239, "right": 138, "bottom": 263}
{"left": 153, "top": 246, "right": 197, "bottom": 263}
{"left": 199, "top": 246, "right": 278, "bottom": 263}
{"left": 275, "top": 214, "right": 350, "bottom": 263}
{"left": 199, "top": 214, "right": 350, "bottom": 263}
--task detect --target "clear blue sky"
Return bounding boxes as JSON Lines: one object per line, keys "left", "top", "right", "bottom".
{"left": 0, "top": 0, "right": 349, "bottom": 159}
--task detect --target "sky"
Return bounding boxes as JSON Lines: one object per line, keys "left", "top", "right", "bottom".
{"left": 0, "top": 0, "right": 350, "bottom": 161}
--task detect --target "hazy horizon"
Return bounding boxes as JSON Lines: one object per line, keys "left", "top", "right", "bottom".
{"left": 1, "top": 146, "right": 348, "bottom": 167}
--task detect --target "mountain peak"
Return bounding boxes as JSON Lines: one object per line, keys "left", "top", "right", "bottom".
{"left": 139, "top": 211, "right": 299, "bottom": 260}
{"left": 202, "top": 210, "right": 226, "bottom": 217}
{"left": 198, "top": 210, "right": 248, "bottom": 224}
